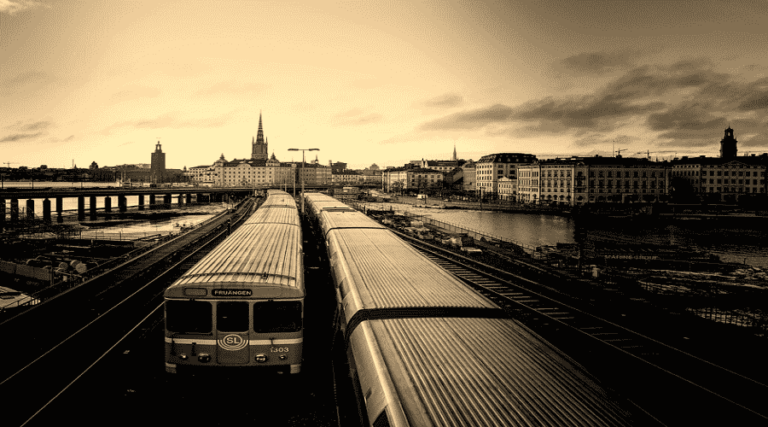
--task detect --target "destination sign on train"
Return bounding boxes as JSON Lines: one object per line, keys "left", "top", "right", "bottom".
{"left": 212, "top": 289, "right": 253, "bottom": 297}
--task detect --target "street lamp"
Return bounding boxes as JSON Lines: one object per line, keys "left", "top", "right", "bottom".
{"left": 288, "top": 148, "right": 319, "bottom": 214}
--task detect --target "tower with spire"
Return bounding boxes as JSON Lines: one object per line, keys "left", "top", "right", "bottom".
{"left": 251, "top": 112, "right": 269, "bottom": 161}
{"left": 453, "top": 143, "right": 457, "bottom": 161}
{"left": 720, "top": 126, "right": 738, "bottom": 159}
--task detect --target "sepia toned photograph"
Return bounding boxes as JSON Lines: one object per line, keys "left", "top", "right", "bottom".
{"left": 2, "top": 1, "right": 767, "bottom": 425}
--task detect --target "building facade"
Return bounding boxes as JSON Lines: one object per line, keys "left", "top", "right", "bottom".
{"left": 671, "top": 128, "right": 767, "bottom": 202}
{"left": 383, "top": 167, "right": 444, "bottom": 193}
{"left": 476, "top": 153, "right": 536, "bottom": 198}
{"left": 519, "top": 156, "right": 670, "bottom": 206}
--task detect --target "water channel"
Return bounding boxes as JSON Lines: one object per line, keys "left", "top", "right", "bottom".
{"left": 359, "top": 201, "right": 768, "bottom": 269}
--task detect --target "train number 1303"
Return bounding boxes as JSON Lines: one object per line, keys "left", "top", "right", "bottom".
{"left": 270, "top": 347, "right": 289, "bottom": 353}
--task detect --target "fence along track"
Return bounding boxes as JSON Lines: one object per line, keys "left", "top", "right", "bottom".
{"left": 397, "top": 232, "right": 768, "bottom": 425}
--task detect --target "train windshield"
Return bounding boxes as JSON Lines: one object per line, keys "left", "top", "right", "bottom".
{"left": 253, "top": 301, "right": 302, "bottom": 333}
{"left": 217, "top": 301, "right": 249, "bottom": 332}
{"left": 166, "top": 300, "right": 212, "bottom": 333}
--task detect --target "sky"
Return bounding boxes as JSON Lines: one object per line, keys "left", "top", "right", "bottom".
{"left": 2, "top": 0, "right": 768, "bottom": 170}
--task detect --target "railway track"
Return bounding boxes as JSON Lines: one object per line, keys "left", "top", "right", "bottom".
{"left": 0, "top": 199, "right": 256, "bottom": 427}
{"left": 397, "top": 231, "right": 768, "bottom": 426}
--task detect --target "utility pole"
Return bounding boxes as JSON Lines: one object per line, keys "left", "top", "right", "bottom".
{"left": 288, "top": 148, "right": 319, "bottom": 214}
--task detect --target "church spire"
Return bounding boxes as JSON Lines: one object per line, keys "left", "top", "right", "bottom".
{"left": 256, "top": 112, "right": 264, "bottom": 145}
{"left": 251, "top": 111, "right": 268, "bottom": 160}
{"left": 453, "top": 143, "right": 457, "bottom": 161}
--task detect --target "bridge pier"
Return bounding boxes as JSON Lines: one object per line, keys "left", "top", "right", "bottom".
{"left": 177, "top": 194, "right": 183, "bottom": 207}
{"left": 78, "top": 196, "right": 85, "bottom": 221}
{"left": 0, "top": 198, "right": 5, "bottom": 225}
{"left": 138, "top": 194, "right": 145, "bottom": 211}
{"left": 26, "top": 199, "right": 35, "bottom": 220}
{"left": 56, "top": 197, "right": 63, "bottom": 223}
{"left": 89, "top": 196, "right": 97, "bottom": 220}
{"left": 164, "top": 193, "right": 171, "bottom": 209}
{"left": 10, "top": 198, "right": 19, "bottom": 222}
{"left": 104, "top": 196, "right": 112, "bottom": 220}
{"left": 186, "top": 193, "right": 192, "bottom": 204}
{"left": 43, "top": 199, "right": 51, "bottom": 223}
{"left": 118, "top": 195, "right": 127, "bottom": 214}
{"left": 149, "top": 194, "right": 156, "bottom": 210}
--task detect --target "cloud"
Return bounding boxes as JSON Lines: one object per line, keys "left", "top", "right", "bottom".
{"left": 556, "top": 50, "right": 639, "bottom": 74}
{"left": 0, "top": 132, "right": 44, "bottom": 143}
{"left": 419, "top": 104, "right": 514, "bottom": 130}
{"left": 738, "top": 93, "right": 768, "bottom": 111}
{"left": 416, "top": 57, "right": 768, "bottom": 157}
{"left": 420, "top": 93, "right": 464, "bottom": 108}
{"left": 0, "top": 71, "right": 50, "bottom": 95}
{"left": 1, "top": 119, "right": 54, "bottom": 142}
{"left": 21, "top": 121, "right": 52, "bottom": 131}
{"left": 110, "top": 86, "right": 161, "bottom": 103}
{"left": 102, "top": 112, "right": 234, "bottom": 134}
{"left": 5, "top": 120, "right": 52, "bottom": 131}
{"left": 332, "top": 109, "right": 383, "bottom": 126}
{"left": 193, "top": 81, "right": 267, "bottom": 97}
{"left": 0, "top": 0, "right": 49, "bottom": 15}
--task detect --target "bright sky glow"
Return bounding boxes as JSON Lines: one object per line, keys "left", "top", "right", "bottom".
{"left": 2, "top": 0, "right": 768, "bottom": 170}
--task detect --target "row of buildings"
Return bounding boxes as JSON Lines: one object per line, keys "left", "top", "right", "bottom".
{"left": 379, "top": 127, "right": 768, "bottom": 206}
{"left": 181, "top": 114, "right": 767, "bottom": 206}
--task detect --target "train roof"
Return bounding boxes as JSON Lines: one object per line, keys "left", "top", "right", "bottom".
{"left": 318, "top": 210, "right": 386, "bottom": 237}
{"left": 245, "top": 202, "right": 300, "bottom": 227}
{"left": 329, "top": 228, "right": 494, "bottom": 311}
{"left": 260, "top": 192, "right": 297, "bottom": 209}
{"left": 304, "top": 192, "right": 337, "bottom": 203}
{"left": 165, "top": 223, "right": 304, "bottom": 299}
{"left": 353, "top": 317, "right": 633, "bottom": 426}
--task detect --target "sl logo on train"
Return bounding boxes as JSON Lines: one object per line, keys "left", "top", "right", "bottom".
{"left": 218, "top": 334, "right": 248, "bottom": 351}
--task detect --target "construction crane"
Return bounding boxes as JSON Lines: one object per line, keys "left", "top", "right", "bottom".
{"left": 636, "top": 150, "right": 652, "bottom": 159}
{"left": 615, "top": 148, "right": 628, "bottom": 157}
{"left": 3, "top": 161, "right": 19, "bottom": 168}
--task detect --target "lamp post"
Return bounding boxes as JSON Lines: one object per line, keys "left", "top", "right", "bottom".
{"left": 288, "top": 148, "right": 319, "bottom": 214}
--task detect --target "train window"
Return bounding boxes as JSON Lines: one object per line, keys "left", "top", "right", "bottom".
{"left": 217, "top": 302, "right": 249, "bottom": 332}
{"left": 166, "top": 300, "right": 212, "bottom": 333}
{"left": 253, "top": 301, "right": 302, "bottom": 333}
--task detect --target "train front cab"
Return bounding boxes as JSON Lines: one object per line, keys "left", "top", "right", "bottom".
{"left": 164, "top": 296, "right": 304, "bottom": 375}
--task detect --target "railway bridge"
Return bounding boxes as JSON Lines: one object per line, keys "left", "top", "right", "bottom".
{"left": 0, "top": 185, "right": 325, "bottom": 223}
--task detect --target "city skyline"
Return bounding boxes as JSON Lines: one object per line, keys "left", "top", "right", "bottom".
{"left": 3, "top": 0, "right": 768, "bottom": 170}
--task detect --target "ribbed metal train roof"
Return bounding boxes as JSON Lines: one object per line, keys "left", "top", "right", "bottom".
{"left": 171, "top": 223, "right": 302, "bottom": 289}
{"left": 311, "top": 201, "right": 354, "bottom": 211}
{"left": 331, "top": 228, "right": 494, "bottom": 309}
{"left": 305, "top": 192, "right": 337, "bottom": 203}
{"left": 320, "top": 210, "right": 386, "bottom": 235}
{"left": 260, "top": 193, "right": 297, "bottom": 209}
{"left": 245, "top": 204, "right": 300, "bottom": 226}
{"left": 373, "top": 317, "right": 632, "bottom": 426}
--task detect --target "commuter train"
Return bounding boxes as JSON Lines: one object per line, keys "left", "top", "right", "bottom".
{"left": 304, "top": 192, "right": 639, "bottom": 426}
{"left": 164, "top": 189, "right": 305, "bottom": 374}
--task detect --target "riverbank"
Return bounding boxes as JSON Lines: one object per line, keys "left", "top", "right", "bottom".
{"left": 350, "top": 195, "right": 571, "bottom": 215}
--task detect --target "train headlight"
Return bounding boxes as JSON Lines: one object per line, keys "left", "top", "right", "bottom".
{"left": 179, "top": 353, "right": 188, "bottom": 360}
{"left": 255, "top": 354, "right": 267, "bottom": 363}
{"left": 279, "top": 355, "right": 287, "bottom": 361}
{"left": 198, "top": 353, "right": 211, "bottom": 363}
